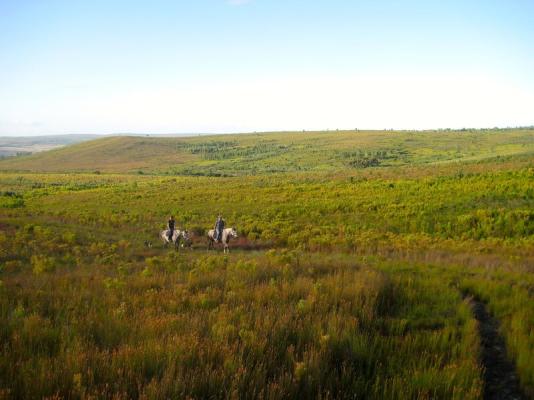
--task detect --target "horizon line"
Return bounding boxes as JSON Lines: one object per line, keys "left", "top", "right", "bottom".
{"left": 2, "top": 125, "right": 534, "bottom": 138}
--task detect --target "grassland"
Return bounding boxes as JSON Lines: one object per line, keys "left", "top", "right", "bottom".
{"left": 1, "top": 128, "right": 534, "bottom": 175}
{"left": 1, "top": 130, "right": 534, "bottom": 399}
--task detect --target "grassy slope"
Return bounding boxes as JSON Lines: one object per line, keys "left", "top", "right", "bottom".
{"left": 1, "top": 128, "right": 533, "bottom": 174}
{"left": 0, "top": 136, "right": 198, "bottom": 173}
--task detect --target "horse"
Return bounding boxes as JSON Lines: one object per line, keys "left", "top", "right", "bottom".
{"left": 160, "top": 229, "right": 190, "bottom": 250}
{"left": 207, "top": 227, "right": 238, "bottom": 253}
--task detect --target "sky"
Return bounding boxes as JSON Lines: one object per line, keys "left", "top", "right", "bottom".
{"left": 0, "top": 0, "right": 533, "bottom": 136}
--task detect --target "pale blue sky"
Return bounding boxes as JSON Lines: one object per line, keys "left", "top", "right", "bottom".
{"left": 1, "top": 0, "right": 533, "bottom": 135}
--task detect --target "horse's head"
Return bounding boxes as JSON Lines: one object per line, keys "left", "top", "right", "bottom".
{"left": 181, "top": 230, "right": 190, "bottom": 240}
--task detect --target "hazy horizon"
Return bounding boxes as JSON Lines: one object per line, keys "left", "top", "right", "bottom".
{"left": 1, "top": 0, "right": 533, "bottom": 136}
{"left": 3, "top": 125, "right": 534, "bottom": 139}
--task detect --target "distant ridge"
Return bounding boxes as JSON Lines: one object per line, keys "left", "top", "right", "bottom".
{"left": 0, "top": 134, "right": 100, "bottom": 158}
{"left": 0, "top": 128, "right": 533, "bottom": 175}
{"left": 0, "top": 134, "right": 100, "bottom": 145}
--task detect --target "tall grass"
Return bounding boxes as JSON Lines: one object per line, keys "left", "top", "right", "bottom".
{"left": 0, "top": 251, "right": 482, "bottom": 399}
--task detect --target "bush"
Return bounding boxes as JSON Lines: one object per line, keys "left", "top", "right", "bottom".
{"left": 31, "top": 255, "right": 56, "bottom": 274}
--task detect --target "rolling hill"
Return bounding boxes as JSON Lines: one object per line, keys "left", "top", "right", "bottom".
{"left": 1, "top": 128, "right": 533, "bottom": 175}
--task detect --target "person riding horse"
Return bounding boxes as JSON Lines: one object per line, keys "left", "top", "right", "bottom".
{"left": 167, "top": 216, "right": 175, "bottom": 241}
{"left": 214, "top": 215, "right": 225, "bottom": 243}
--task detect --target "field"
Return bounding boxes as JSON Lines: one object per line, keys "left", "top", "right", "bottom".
{"left": 1, "top": 129, "right": 534, "bottom": 399}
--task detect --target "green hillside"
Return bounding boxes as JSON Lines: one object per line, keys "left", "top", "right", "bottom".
{"left": 1, "top": 128, "right": 534, "bottom": 175}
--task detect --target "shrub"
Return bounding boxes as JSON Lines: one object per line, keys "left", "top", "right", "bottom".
{"left": 31, "top": 255, "right": 56, "bottom": 274}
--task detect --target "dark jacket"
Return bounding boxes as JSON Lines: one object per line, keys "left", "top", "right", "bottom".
{"left": 215, "top": 218, "right": 225, "bottom": 231}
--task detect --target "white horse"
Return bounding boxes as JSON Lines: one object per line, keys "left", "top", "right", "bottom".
{"left": 160, "top": 229, "right": 190, "bottom": 249}
{"left": 207, "top": 227, "right": 238, "bottom": 253}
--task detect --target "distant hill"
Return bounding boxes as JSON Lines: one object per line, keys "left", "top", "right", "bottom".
{"left": 1, "top": 129, "right": 533, "bottom": 175}
{"left": 0, "top": 134, "right": 100, "bottom": 158}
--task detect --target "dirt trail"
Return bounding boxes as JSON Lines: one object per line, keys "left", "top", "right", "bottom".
{"left": 470, "top": 298, "right": 528, "bottom": 400}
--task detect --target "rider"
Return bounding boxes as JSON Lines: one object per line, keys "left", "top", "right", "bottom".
{"left": 167, "top": 216, "right": 175, "bottom": 241}
{"left": 214, "top": 215, "right": 225, "bottom": 243}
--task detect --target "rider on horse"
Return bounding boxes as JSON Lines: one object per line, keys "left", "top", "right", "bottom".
{"left": 167, "top": 216, "right": 175, "bottom": 241}
{"left": 214, "top": 215, "right": 225, "bottom": 243}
